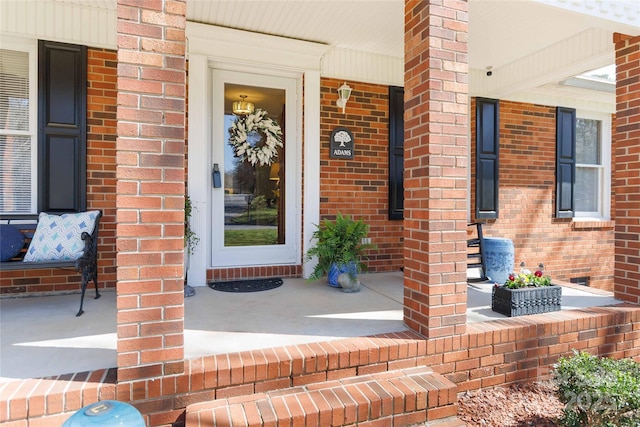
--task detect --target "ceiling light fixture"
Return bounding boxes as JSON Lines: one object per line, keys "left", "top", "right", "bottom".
{"left": 232, "top": 95, "right": 255, "bottom": 115}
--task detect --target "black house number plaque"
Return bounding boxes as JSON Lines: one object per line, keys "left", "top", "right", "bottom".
{"left": 330, "top": 127, "right": 354, "bottom": 159}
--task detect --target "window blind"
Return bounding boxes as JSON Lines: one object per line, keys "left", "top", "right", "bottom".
{"left": 0, "top": 48, "right": 32, "bottom": 213}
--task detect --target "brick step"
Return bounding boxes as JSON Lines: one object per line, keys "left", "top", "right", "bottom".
{"left": 419, "top": 416, "right": 468, "bottom": 427}
{"left": 185, "top": 366, "right": 457, "bottom": 427}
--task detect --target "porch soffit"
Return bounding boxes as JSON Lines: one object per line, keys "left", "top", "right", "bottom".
{"left": 471, "top": 27, "right": 616, "bottom": 108}
{"left": 7, "top": 0, "right": 640, "bottom": 105}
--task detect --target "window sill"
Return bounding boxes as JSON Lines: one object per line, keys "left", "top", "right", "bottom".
{"left": 572, "top": 219, "right": 615, "bottom": 230}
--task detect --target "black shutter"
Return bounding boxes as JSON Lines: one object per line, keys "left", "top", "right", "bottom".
{"left": 475, "top": 98, "right": 499, "bottom": 219}
{"left": 556, "top": 107, "right": 576, "bottom": 218}
{"left": 388, "top": 86, "right": 404, "bottom": 220}
{"left": 38, "top": 40, "right": 87, "bottom": 212}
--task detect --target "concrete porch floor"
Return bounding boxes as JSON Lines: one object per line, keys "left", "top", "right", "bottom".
{"left": 0, "top": 271, "right": 622, "bottom": 382}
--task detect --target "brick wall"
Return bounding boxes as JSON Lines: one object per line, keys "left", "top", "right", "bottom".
{"left": 115, "top": 0, "right": 187, "bottom": 383}
{"left": 613, "top": 33, "right": 640, "bottom": 304}
{"left": 133, "top": 305, "right": 640, "bottom": 425}
{"left": 319, "top": 78, "right": 404, "bottom": 273}
{"left": 5, "top": 304, "right": 637, "bottom": 426}
{"left": 206, "top": 87, "right": 618, "bottom": 292}
{"left": 208, "top": 265, "right": 302, "bottom": 282}
{"left": 438, "top": 304, "right": 640, "bottom": 391}
{"left": 470, "top": 99, "right": 615, "bottom": 290}
{"left": 0, "top": 48, "right": 118, "bottom": 295}
{"left": 87, "top": 48, "right": 118, "bottom": 293}
{"left": 1, "top": 70, "right": 619, "bottom": 298}
{"left": 403, "top": 0, "right": 469, "bottom": 338}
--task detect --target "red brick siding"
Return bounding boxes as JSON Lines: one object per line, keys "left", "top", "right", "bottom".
{"left": 126, "top": 306, "right": 640, "bottom": 426}
{"left": 470, "top": 99, "right": 615, "bottom": 290}
{"left": 403, "top": 0, "right": 469, "bottom": 338}
{"left": 5, "top": 304, "right": 638, "bottom": 426}
{"left": 115, "top": 0, "right": 187, "bottom": 381}
{"left": 613, "top": 33, "right": 640, "bottom": 304}
{"left": 87, "top": 48, "right": 118, "bottom": 293}
{"left": 439, "top": 305, "right": 640, "bottom": 391}
{"left": 208, "top": 265, "right": 302, "bottom": 281}
{"left": 0, "top": 48, "right": 118, "bottom": 295}
{"left": 319, "top": 78, "right": 403, "bottom": 273}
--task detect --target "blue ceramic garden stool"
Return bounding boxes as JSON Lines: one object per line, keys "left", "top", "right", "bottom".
{"left": 483, "top": 237, "right": 515, "bottom": 285}
{"left": 62, "top": 400, "right": 145, "bottom": 426}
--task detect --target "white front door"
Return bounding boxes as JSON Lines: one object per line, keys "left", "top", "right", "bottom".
{"left": 211, "top": 69, "right": 300, "bottom": 267}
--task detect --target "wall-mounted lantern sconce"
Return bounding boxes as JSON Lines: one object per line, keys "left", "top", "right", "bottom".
{"left": 336, "top": 82, "right": 352, "bottom": 113}
{"left": 232, "top": 94, "right": 255, "bottom": 115}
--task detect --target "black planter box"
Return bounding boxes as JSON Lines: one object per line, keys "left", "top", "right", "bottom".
{"left": 491, "top": 285, "right": 562, "bottom": 317}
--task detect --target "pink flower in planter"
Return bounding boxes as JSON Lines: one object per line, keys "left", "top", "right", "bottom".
{"left": 502, "top": 262, "right": 552, "bottom": 289}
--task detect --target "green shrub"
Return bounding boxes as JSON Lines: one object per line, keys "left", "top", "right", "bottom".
{"left": 250, "top": 195, "right": 268, "bottom": 209}
{"left": 553, "top": 350, "right": 640, "bottom": 426}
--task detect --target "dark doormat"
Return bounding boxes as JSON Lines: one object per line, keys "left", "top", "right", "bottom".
{"left": 208, "top": 277, "right": 283, "bottom": 293}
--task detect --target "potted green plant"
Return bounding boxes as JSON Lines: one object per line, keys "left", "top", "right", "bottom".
{"left": 184, "top": 194, "right": 199, "bottom": 297}
{"left": 304, "top": 213, "right": 377, "bottom": 291}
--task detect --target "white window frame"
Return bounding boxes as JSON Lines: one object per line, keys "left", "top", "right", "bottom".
{"left": 574, "top": 110, "right": 611, "bottom": 221}
{"left": 0, "top": 35, "right": 38, "bottom": 214}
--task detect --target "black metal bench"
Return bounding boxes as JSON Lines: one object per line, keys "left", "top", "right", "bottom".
{"left": 0, "top": 210, "right": 103, "bottom": 316}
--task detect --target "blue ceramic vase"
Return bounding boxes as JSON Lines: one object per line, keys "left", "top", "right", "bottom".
{"left": 62, "top": 400, "right": 145, "bottom": 427}
{"left": 327, "top": 262, "right": 358, "bottom": 287}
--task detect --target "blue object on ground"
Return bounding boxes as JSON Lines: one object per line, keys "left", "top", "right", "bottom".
{"left": 328, "top": 262, "right": 358, "bottom": 287}
{"left": 483, "top": 237, "right": 515, "bottom": 285}
{"left": 184, "top": 283, "right": 196, "bottom": 297}
{"left": 61, "top": 400, "right": 145, "bottom": 426}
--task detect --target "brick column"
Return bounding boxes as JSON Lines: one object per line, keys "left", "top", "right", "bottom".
{"left": 613, "top": 33, "right": 640, "bottom": 304}
{"left": 116, "top": 0, "right": 187, "bottom": 386}
{"left": 403, "top": 0, "right": 468, "bottom": 338}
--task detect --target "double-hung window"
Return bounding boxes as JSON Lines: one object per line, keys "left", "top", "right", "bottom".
{"left": 575, "top": 112, "right": 611, "bottom": 220}
{"left": 1, "top": 37, "right": 87, "bottom": 215}
{"left": 0, "top": 38, "right": 37, "bottom": 214}
{"left": 556, "top": 108, "right": 611, "bottom": 220}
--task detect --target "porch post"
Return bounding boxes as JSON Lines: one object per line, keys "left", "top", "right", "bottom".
{"left": 115, "top": 0, "right": 187, "bottom": 388}
{"left": 613, "top": 33, "right": 640, "bottom": 304}
{"left": 403, "top": 0, "right": 469, "bottom": 338}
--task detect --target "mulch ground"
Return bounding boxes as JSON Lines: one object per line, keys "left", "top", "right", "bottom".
{"left": 457, "top": 381, "right": 565, "bottom": 426}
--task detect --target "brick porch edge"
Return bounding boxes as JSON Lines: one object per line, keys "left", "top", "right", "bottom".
{"left": 1, "top": 304, "right": 638, "bottom": 426}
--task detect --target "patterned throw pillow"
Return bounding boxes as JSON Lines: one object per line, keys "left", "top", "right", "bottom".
{"left": 0, "top": 224, "right": 25, "bottom": 262}
{"left": 23, "top": 211, "right": 100, "bottom": 262}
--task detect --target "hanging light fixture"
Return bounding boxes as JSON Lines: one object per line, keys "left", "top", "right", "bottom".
{"left": 336, "top": 82, "right": 352, "bottom": 113}
{"left": 232, "top": 95, "right": 255, "bottom": 115}
{"left": 269, "top": 162, "right": 280, "bottom": 181}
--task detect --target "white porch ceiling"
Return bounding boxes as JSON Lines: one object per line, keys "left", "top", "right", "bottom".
{"left": 47, "top": 0, "right": 639, "bottom": 107}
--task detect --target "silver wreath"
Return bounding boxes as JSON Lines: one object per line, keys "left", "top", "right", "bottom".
{"left": 228, "top": 109, "right": 283, "bottom": 166}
